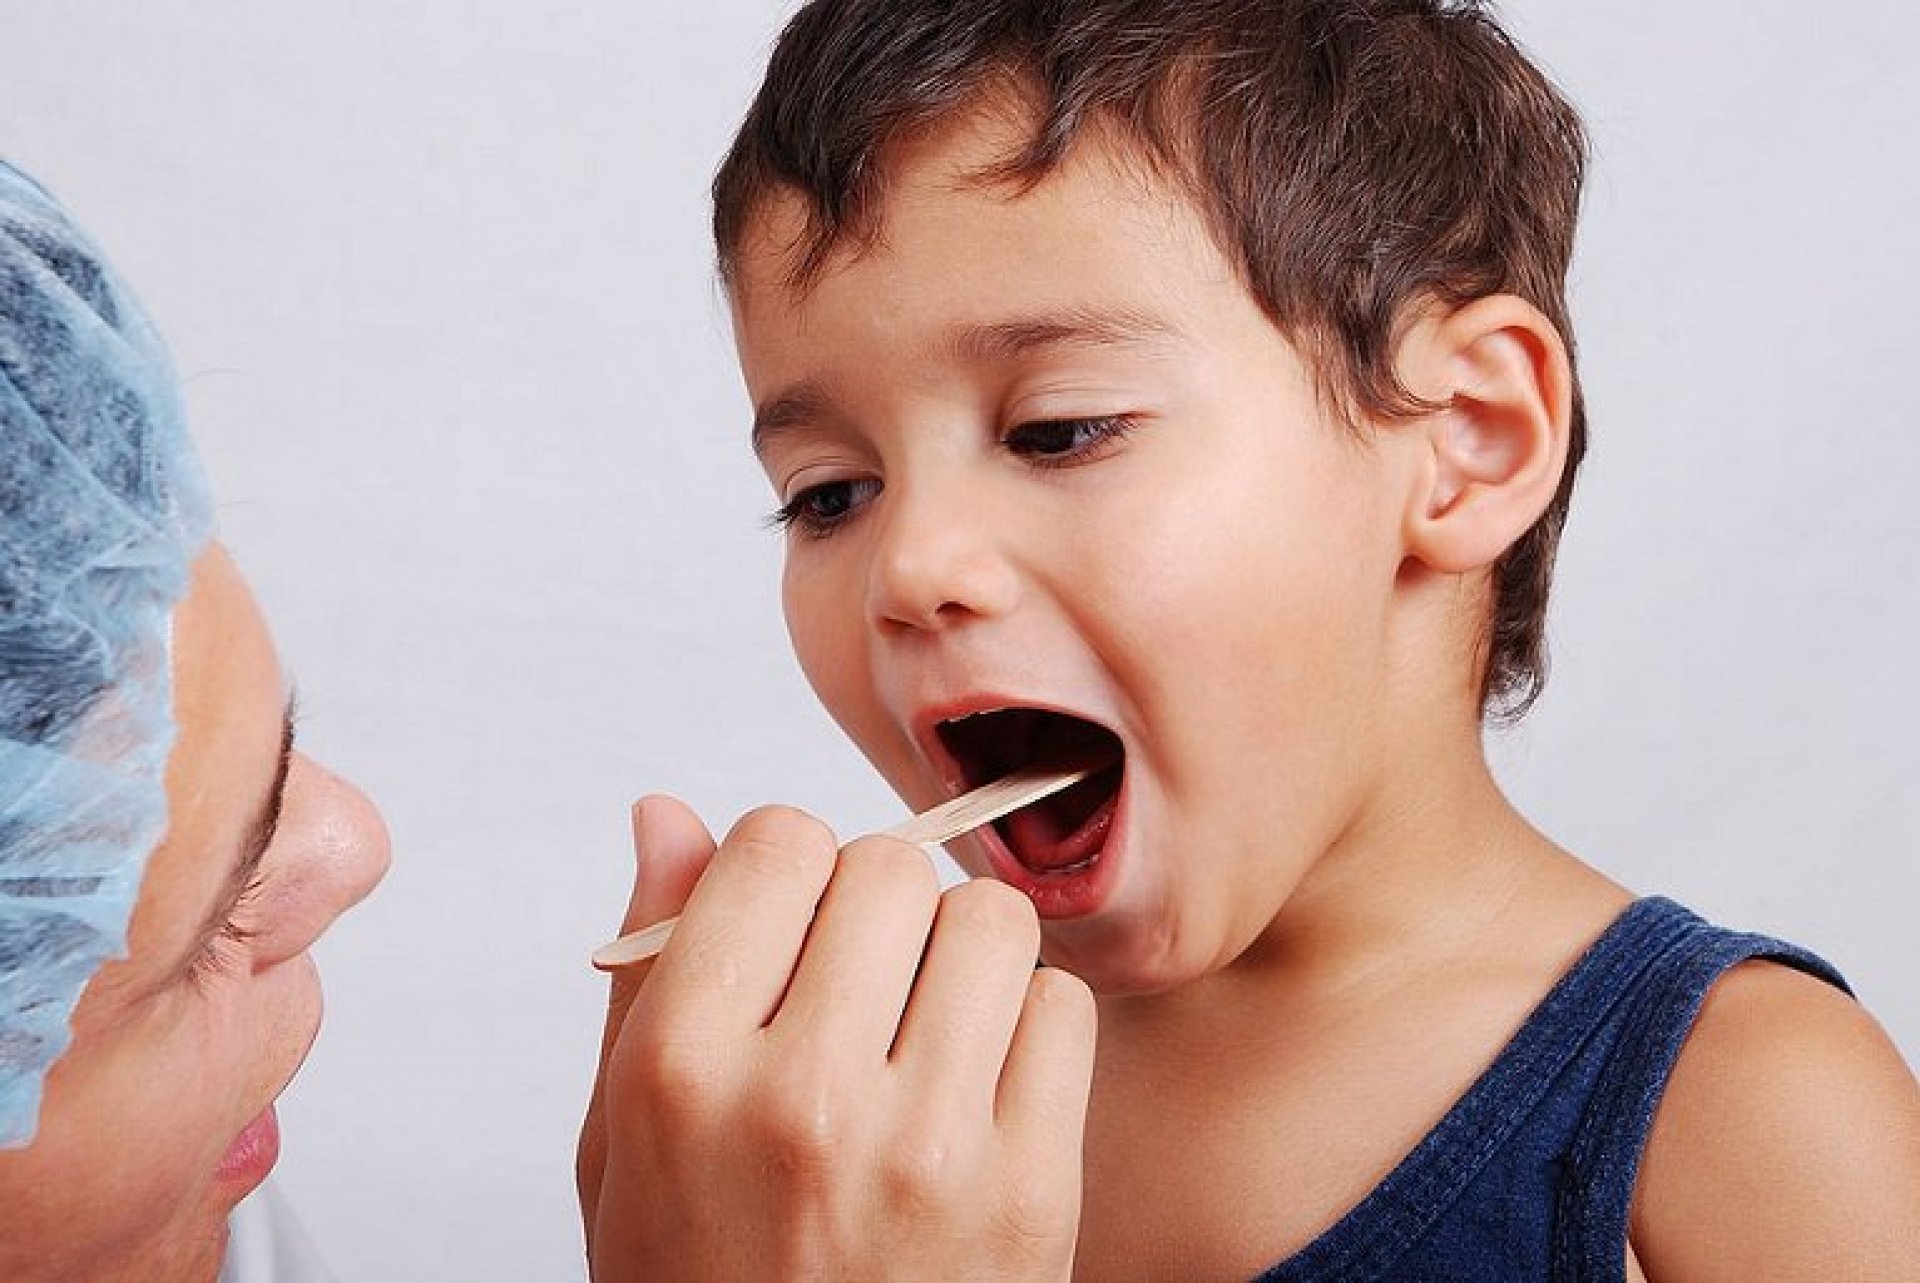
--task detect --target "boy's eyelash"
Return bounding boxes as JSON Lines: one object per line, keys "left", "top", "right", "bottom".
{"left": 767, "top": 476, "right": 882, "bottom": 540}
{"left": 1002, "top": 414, "right": 1140, "bottom": 465}
{"left": 765, "top": 415, "right": 1140, "bottom": 539}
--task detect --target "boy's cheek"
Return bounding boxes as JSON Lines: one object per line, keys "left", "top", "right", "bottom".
{"left": 785, "top": 621, "right": 933, "bottom": 802}
{"left": 784, "top": 579, "right": 869, "bottom": 699}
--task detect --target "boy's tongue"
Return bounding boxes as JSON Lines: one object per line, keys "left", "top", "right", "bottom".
{"left": 938, "top": 708, "right": 1124, "bottom": 872}
{"left": 999, "top": 771, "right": 1117, "bottom": 872}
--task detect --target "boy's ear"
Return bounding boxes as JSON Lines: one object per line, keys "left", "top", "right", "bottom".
{"left": 1395, "top": 295, "right": 1573, "bottom": 574}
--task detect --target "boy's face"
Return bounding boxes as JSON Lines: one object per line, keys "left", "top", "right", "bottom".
{"left": 730, "top": 106, "right": 1422, "bottom": 995}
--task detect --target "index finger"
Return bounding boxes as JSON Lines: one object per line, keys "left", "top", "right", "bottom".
{"left": 639, "top": 803, "right": 839, "bottom": 1040}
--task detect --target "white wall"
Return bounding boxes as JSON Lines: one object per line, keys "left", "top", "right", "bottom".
{"left": 3, "top": 3, "right": 1913, "bottom": 1277}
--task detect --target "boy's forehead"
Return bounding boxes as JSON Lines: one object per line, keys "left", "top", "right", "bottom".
{"left": 729, "top": 91, "right": 1200, "bottom": 304}
{"left": 726, "top": 101, "right": 1227, "bottom": 366}
{"left": 721, "top": 104, "right": 1351, "bottom": 483}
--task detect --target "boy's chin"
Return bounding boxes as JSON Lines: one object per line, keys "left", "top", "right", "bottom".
{"left": 1034, "top": 913, "right": 1206, "bottom": 999}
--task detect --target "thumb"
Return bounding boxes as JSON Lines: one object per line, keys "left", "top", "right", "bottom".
{"left": 617, "top": 794, "right": 716, "bottom": 941}
{"left": 579, "top": 794, "right": 716, "bottom": 1233}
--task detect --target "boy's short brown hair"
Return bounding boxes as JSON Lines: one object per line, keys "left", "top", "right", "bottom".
{"left": 714, "top": 0, "right": 1589, "bottom": 719}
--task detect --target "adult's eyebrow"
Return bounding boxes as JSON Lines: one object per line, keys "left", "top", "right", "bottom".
{"left": 172, "top": 694, "right": 298, "bottom": 980}
{"left": 749, "top": 305, "right": 1182, "bottom": 461}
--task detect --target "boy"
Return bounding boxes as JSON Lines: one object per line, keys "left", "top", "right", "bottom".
{"left": 580, "top": 2, "right": 1920, "bottom": 1278}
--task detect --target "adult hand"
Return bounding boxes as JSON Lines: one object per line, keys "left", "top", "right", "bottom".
{"left": 578, "top": 798, "right": 1097, "bottom": 1282}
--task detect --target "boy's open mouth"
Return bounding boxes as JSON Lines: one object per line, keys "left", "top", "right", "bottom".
{"left": 935, "top": 708, "right": 1125, "bottom": 874}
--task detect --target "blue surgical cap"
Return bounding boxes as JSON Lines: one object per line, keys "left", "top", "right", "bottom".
{"left": 0, "top": 160, "right": 213, "bottom": 1147}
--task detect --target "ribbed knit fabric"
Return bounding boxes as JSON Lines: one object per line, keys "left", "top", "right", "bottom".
{"left": 1251, "top": 898, "right": 1847, "bottom": 1282}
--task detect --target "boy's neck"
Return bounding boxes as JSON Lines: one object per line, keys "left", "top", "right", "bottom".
{"left": 1096, "top": 724, "right": 1623, "bottom": 1054}
{"left": 1076, "top": 731, "right": 1632, "bottom": 1283}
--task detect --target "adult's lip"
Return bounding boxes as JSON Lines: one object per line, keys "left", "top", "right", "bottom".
{"left": 214, "top": 1102, "right": 281, "bottom": 1189}
{"left": 216, "top": 964, "right": 325, "bottom": 1190}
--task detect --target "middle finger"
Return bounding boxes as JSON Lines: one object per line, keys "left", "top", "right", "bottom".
{"left": 769, "top": 833, "right": 943, "bottom": 1062}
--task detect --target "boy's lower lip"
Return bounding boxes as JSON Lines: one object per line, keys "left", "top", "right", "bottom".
{"left": 974, "top": 776, "right": 1128, "bottom": 920}
{"left": 215, "top": 1103, "right": 281, "bottom": 1190}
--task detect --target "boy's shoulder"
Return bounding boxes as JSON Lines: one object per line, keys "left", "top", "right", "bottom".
{"left": 1633, "top": 958, "right": 1920, "bottom": 1280}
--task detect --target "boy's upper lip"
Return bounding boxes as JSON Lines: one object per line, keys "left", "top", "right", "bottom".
{"left": 910, "top": 691, "right": 1125, "bottom": 797}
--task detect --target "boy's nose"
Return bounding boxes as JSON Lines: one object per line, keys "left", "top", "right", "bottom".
{"left": 863, "top": 481, "right": 1021, "bottom": 634}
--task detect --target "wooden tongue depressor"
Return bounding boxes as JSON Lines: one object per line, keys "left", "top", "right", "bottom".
{"left": 590, "top": 758, "right": 1110, "bottom": 972}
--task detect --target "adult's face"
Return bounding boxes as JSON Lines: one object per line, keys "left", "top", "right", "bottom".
{"left": 0, "top": 544, "right": 390, "bottom": 1282}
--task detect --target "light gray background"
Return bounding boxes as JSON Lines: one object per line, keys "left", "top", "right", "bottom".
{"left": 3, "top": 3, "right": 1914, "bottom": 1278}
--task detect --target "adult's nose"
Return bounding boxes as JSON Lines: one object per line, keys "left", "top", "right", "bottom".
{"left": 303, "top": 754, "right": 390, "bottom": 911}
{"left": 269, "top": 752, "right": 391, "bottom": 960}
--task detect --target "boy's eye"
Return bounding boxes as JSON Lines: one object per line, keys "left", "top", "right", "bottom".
{"left": 1003, "top": 415, "right": 1138, "bottom": 462}
{"left": 771, "top": 476, "right": 880, "bottom": 538}
{"left": 767, "top": 416, "right": 1137, "bottom": 537}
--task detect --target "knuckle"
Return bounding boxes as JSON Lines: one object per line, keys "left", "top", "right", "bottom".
{"left": 751, "top": 1063, "right": 853, "bottom": 1173}
{"left": 724, "top": 805, "right": 838, "bottom": 884}
{"left": 990, "top": 1144, "right": 1082, "bottom": 1259}
{"left": 624, "top": 1031, "right": 727, "bottom": 1111}
{"left": 939, "top": 877, "right": 1041, "bottom": 953}
{"left": 1027, "top": 964, "right": 1097, "bottom": 1027}
{"left": 878, "top": 1119, "right": 967, "bottom": 1207}
{"left": 993, "top": 1169, "right": 1081, "bottom": 1260}
{"left": 837, "top": 834, "right": 942, "bottom": 900}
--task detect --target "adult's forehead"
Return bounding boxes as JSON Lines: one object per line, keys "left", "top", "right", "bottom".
{"left": 0, "top": 160, "right": 214, "bottom": 1147}
{"left": 85, "top": 547, "right": 282, "bottom": 1002}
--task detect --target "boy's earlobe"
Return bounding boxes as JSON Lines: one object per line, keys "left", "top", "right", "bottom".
{"left": 1400, "top": 296, "right": 1573, "bottom": 574}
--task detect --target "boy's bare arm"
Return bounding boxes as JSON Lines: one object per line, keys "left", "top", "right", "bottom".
{"left": 1630, "top": 962, "right": 1920, "bottom": 1280}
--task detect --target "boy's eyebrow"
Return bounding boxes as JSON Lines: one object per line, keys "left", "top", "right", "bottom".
{"left": 946, "top": 306, "right": 1179, "bottom": 365}
{"left": 751, "top": 306, "right": 1179, "bottom": 459}
{"left": 752, "top": 381, "right": 839, "bottom": 459}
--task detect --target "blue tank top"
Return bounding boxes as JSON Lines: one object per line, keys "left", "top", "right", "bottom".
{"left": 1250, "top": 897, "right": 1849, "bottom": 1282}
